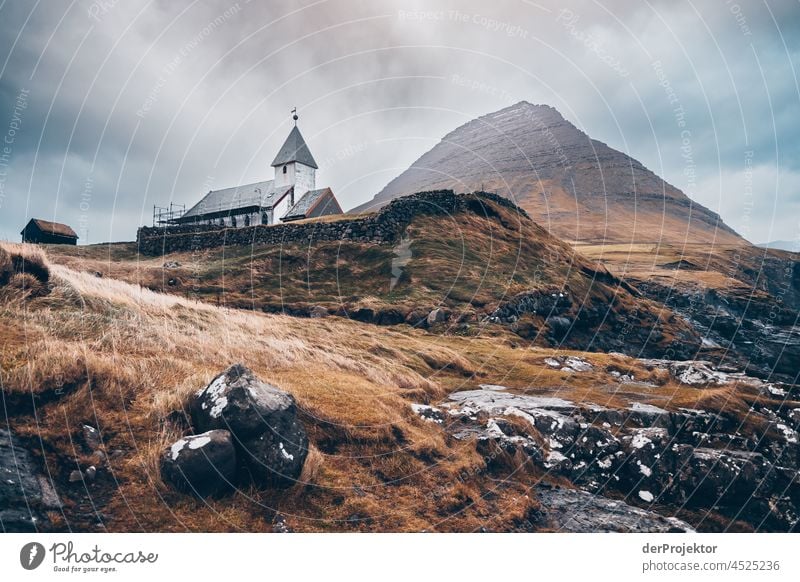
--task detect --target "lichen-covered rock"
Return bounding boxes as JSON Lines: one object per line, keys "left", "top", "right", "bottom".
{"left": 191, "top": 364, "right": 297, "bottom": 440}
{"left": 545, "top": 316, "right": 572, "bottom": 339}
{"left": 189, "top": 364, "right": 309, "bottom": 491}
{"left": 82, "top": 424, "right": 102, "bottom": 450}
{"left": 160, "top": 430, "right": 236, "bottom": 497}
{"left": 239, "top": 417, "right": 309, "bottom": 489}
{"left": 427, "top": 308, "right": 448, "bottom": 326}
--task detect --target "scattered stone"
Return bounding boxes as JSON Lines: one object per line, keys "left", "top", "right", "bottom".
{"left": 410, "top": 403, "right": 445, "bottom": 424}
{"left": 82, "top": 424, "right": 102, "bottom": 450}
{"left": 563, "top": 356, "right": 592, "bottom": 372}
{"left": 405, "top": 309, "right": 429, "bottom": 327}
{"left": 160, "top": 430, "right": 236, "bottom": 497}
{"left": 85, "top": 466, "right": 97, "bottom": 481}
{"left": 309, "top": 305, "right": 329, "bottom": 318}
{"left": 546, "top": 316, "right": 572, "bottom": 339}
{"left": 272, "top": 515, "right": 291, "bottom": 533}
{"left": 434, "top": 371, "right": 800, "bottom": 531}
{"left": 163, "top": 261, "right": 181, "bottom": 269}
{"left": 347, "top": 513, "right": 363, "bottom": 524}
{"left": 427, "top": 308, "right": 447, "bottom": 326}
{"left": 69, "top": 470, "right": 83, "bottom": 483}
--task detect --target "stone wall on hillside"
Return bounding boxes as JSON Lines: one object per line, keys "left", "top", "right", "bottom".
{"left": 136, "top": 190, "right": 528, "bottom": 256}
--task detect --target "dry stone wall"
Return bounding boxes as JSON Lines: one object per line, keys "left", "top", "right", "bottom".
{"left": 137, "top": 190, "right": 527, "bottom": 256}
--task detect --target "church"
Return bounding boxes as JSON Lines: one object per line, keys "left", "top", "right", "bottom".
{"left": 172, "top": 113, "right": 343, "bottom": 227}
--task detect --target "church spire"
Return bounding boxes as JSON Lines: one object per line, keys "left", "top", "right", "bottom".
{"left": 271, "top": 123, "right": 318, "bottom": 169}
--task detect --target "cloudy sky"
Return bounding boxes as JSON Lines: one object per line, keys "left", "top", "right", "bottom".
{"left": 0, "top": 0, "right": 797, "bottom": 244}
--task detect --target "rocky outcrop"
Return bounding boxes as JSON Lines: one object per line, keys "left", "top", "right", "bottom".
{"left": 635, "top": 278, "right": 800, "bottom": 381}
{"left": 534, "top": 486, "right": 693, "bottom": 533}
{"left": 160, "top": 430, "right": 237, "bottom": 497}
{"left": 414, "top": 367, "right": 800, "bottom": 532}
{"left": 0, "top": 429, "right": 61, "bottom": 532}
{"left": 486, "top": 289, "right": 572, "bottom": 323}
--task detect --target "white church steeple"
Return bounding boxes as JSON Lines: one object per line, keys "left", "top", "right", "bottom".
{"left": 271, "top": 109, "right": 317, "bottom": 195}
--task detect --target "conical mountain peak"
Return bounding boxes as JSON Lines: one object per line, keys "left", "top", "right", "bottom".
{"left": 353, "top": 103, "right": 741, "bottom": 245}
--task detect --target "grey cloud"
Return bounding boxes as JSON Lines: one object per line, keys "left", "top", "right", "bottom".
{"left": 0, "top": 0, "right": 797, "bottom": 243}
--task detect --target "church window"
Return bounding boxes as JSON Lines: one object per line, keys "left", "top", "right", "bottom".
{"left": 231, "top": 216, "right": 237, "bottom": 227}
{"left": 244, "top": 215, "right": 250, "bottom": 227}
{"left": 283, "top": 165, "right": 287, "bottom": 174}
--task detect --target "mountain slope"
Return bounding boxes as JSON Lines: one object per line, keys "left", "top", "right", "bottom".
{"left": 353, "top": 101, "right": 743, "bottom": 245}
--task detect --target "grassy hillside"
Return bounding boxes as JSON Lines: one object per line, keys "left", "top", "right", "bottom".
{"left": 4, "top": 242, "right": 789, "bottom": 532}
{"left": 46, "top": 195, "right": 700, "bottom": 360}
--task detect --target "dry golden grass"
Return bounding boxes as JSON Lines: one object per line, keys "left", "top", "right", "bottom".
{"left": 2, "top": 242, "right": 780, "bottom": 532}
{"left": 574, "top": 241, "right": 774, "bottom": 295}
{"left": 0, "top": 243, "right": 548, "bottom": 532}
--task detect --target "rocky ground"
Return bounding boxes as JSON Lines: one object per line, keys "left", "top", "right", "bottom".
{"left": 412, "top": 356, "right": 799, "bottom": 532}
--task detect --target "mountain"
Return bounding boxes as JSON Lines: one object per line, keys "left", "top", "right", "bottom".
{"left": 758, "top": 240, "right": 799, "bottom": 252}
{"left": 353, "top": 101, "right": 743, "bottom": 245}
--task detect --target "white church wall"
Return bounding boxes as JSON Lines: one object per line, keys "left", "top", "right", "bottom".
{"left": 273, "top": 193, "right": 293, "bottom": 222}
{"left": 274, "top": 163, "right": 295, "bottom": 189}
{"left": 294, "top": 163, "right": 316, "bottom": 194}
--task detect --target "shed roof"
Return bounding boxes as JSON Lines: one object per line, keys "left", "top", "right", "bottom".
{"left": 22, "top": 218, "right": 78, "bottom": 238}
{"left": 181, "top": 180, "right": 292, "bottom": 219}
{"left": 282, "top": 188, "right": 335, "bottom": 220}
{"left": 271, "top": 126, "right": 318, "bottom": 169}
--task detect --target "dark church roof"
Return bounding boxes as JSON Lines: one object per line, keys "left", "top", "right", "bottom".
{"left": 180, "top": 180, "right": 292, "bottom": 220}
{"left": 271, "top": 126, "right": 318, "bottom": 169}
{"left": 282, "top": 188, "right": 338, "bottom": 221}
{"left": 22, "top": 218, "right": 78, "bottom": 239}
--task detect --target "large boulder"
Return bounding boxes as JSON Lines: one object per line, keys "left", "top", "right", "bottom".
{"left": 160, "top": 430, "right": 236, "bottom": 497}
{"left": 239, "top": 417, "right": 309, "bottom": 489}
{"left": 191, "top": 364, "right": 297, "bottom": 440}
{"left": 190, "top": 364, "right": 309, "bottom": 490}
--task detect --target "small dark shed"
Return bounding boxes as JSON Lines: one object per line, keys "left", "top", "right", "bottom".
{"left": 20, "top": 219, "right": 78, "bottom": 245}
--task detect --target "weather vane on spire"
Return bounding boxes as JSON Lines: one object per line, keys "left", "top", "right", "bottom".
{"left": 291, "top": 107, "right": 298, "bottom": 125}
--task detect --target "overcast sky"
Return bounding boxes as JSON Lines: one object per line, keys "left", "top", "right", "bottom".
{"left": 0, "top": 0, "right": 798, "bottom": 244}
